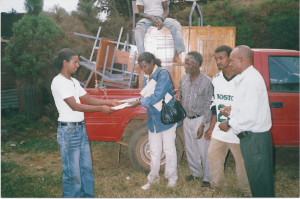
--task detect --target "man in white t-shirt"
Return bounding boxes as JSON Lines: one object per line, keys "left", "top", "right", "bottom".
{"left": 204, "top": 45, "right": 251, "bottom": 197}
{"left": 134, "top": 0, "right": 185, "bottom": 63}
{"left": 51, "top": 48, "right": 118, "bottom": 198}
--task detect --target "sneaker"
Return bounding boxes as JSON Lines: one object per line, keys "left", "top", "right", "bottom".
{"left": 202, "top": 181, "right": 211, "bottom": 188}
{"left": 167, "top": 181, "right": 177, "bottom": 188}
{"left": 185, "top": 175, "right": 200, "bottom": 182}
{"left": 141, "top": 183, "right": 151, "bottom": 190}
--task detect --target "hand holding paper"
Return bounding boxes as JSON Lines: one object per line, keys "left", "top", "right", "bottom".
{"left": 140, "top": 79, "right": 173, "bottom": 111}
{"left": 112, "top": 103, "right": 131, "bottom": 110}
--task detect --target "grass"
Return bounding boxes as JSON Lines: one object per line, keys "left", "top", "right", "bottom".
{"left": 1, "top": 112, "right": 299, "bottom": 198}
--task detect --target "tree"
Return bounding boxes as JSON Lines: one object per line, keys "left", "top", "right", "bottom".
{"left": 75, "top": 0, "right": 100, "bottom": 33}
{"left": 25, "top": 0, "right": 43, "bottom": 16}
{"left": 2, "top": 0, "right": 64, "bottom": 120}
{"left": 3, "top": 15, "right": 64, "bottom": 85}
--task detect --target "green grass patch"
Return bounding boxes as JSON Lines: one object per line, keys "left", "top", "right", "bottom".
{"left": 2, "top": 137, "right": 59, "bottom": 154}
{"left": 1, "top": 115, "right": 299, "bottom": 198}
{"left": 1, "top": 167, "right": 62, "bottom": 197}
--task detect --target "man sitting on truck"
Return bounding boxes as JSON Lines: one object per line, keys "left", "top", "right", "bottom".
{"left": 134, "top": 0, "right": 185, "bottom": 64}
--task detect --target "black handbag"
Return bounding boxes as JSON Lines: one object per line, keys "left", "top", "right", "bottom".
{"left": 154, "top": 69, "right": 186, "bottom": 124}
{"left": 161, "top": 98, "right": 186, "bottom": 125}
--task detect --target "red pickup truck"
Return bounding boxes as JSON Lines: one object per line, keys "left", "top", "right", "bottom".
{"left": 83, "top": 48, "right": 299, "bottom": 171}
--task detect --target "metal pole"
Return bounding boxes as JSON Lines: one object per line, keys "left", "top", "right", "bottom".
{"left": 189, "top": 2, "right": 203, "bottom": 27}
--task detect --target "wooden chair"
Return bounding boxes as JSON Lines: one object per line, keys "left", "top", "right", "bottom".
{"left": 79, "top": 37, "right": 115, "bottom": 88}
{"left": 79, "top": 27, "right": 140, "bottom": 89}
{"left": 99, "top": 44, "right": 139, "bottom": 89}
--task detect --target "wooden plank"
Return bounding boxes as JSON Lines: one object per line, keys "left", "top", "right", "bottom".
{"left": 94, "top": 38, "right": 115, "bottom": 70}
{"left": 187, "top": 26, "right": 236, "bottom": 78}
{"left": 169, "top": 26, "right": 236, "bottom": 89}
{"left": 133, "top": 1, "right": 139, "bottom": 14}
{"left": 115, "top": 51, "right": 130, "bottom": 65}
{"left": 137, "top": 26, "right": 236, "bottom": 89}
{"left": 87, "top": 38, "right": 115, "bottom": 88}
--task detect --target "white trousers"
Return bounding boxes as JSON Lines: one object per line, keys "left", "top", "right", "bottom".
{"left": 183, "top": 116, "right": 211, "bottom": 182}
{"left": 147, "top": 124, "right": 178, "bottom": 184}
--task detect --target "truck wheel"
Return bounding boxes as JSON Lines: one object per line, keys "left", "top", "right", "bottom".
{"left": 128, "top": 124, "right": 184, "bottom": 172}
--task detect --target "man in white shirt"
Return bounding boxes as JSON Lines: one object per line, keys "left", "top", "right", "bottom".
{"left": 134, "top": 0, "right": 185, "bottom": 63}
{"left": 51, "top": 48, "right": 118, "bottom": 197}
{"left": 219, "top": 45, "right": 274, "bottom": 197}
{"left": 204, "top": 45, "right": 251, "bottom": 197}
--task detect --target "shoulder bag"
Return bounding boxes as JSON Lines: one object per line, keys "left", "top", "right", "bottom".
{"left": 155, "top": 69, "right": 186, "bottom": 124}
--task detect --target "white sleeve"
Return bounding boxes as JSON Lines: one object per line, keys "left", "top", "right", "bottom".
{"left": 136, "top": 0, "right": 143, "bottom": 6}
{"left": 51, "top": 78, "right": 73, "bottom": 100}
{"left": 73, "top": 78, "right": 87, "bottom": 97}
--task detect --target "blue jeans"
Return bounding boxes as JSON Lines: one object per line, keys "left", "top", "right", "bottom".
{"left": 57, "top": 123, "right": 94, "bottom": 198}
{"left": 134, "top": 17, "right": 185, "bottom": 55}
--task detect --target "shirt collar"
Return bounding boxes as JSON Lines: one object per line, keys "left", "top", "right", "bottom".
{"left": 234, "top": 65, "right": 254, "bottom": 83}
{"left": 144, "top": 65, "right": 158, "bottom": 79}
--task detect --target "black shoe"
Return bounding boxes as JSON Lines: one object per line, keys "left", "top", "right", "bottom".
{"left": 185, "top": 175, "right": 200, "bottom": 182}
{"left": 202, "top": 181, "right": 211, "bottom": 187}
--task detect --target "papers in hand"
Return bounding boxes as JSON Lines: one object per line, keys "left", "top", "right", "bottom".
{"left": 140, "top": 79, "right": 172, "bottom": 112}
{"left": 140, "top": 79, "right": 157, "bottom": 97}
{"left": 112, "top": 103, "right": 130, "bottom": 110}
{"left": 118, "top": 98, "right": 140, "bottom": 103}
{"left": 153, "top": 92, "right": 172, "bottom": 112}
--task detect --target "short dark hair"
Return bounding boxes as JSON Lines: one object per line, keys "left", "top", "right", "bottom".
{"left": 187, "top": 51, "right": 203, "bottom": 66}
{"left": 138, "top": 52, "right": 162, "bottom": 67}
{"left": 215, "top": 45, "right": 232, "bottom": 57}
{"left": 53, "top": 48, "right": 78, "bottom": 70}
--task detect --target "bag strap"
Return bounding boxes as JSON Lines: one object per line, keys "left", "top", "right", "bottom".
{"left": 154, "top": 69, "right": 173, "bottom": 103}
{"left": 155, "top": 69, "right": 164, "bottom": 82}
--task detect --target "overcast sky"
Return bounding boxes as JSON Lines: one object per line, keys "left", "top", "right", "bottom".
{"left": 1, "top": 0, "right": 79, "bottom": 13}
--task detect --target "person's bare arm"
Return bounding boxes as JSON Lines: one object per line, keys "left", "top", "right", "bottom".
{"left": 161, "top": 1, "right": 169, "bottom": 21}
{"left": 156, "top": 1, "right": 169, "bottom": 30}
{"left": 220, "top": 106, "right": 231, "bottom": 117}
{"left": 64, "top": 96, "right": 114, "bottom": 114}
{"left": 204, "top": 114, "right": 217, "bottom": 140}
{"left": 80, "top": 93, "right": 119, "bottom": 106}
{"left": 219, "top": 120, "right": 230, "bottom": 132}
{"left": 138, "top": 5, "right": 160, "bottom": 27}
{"left": 137, "top": 4, "right": 166, "bottom": 29}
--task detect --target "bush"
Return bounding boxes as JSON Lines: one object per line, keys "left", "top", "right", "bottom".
{"left": 200, "top": 0, "right": 299, "bottom": 50}
{"left": 3, "top": 14, "right": 64, "bottom": 85}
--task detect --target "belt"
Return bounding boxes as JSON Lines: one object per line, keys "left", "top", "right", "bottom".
{"left": 237, "top": 131, "right": 252, "bottom": 139}
{"left": 58, "top": 121, "right": 85, "bottom": 126}
{"left": 187, "top": 115, "right": 202, "bottom": 119}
